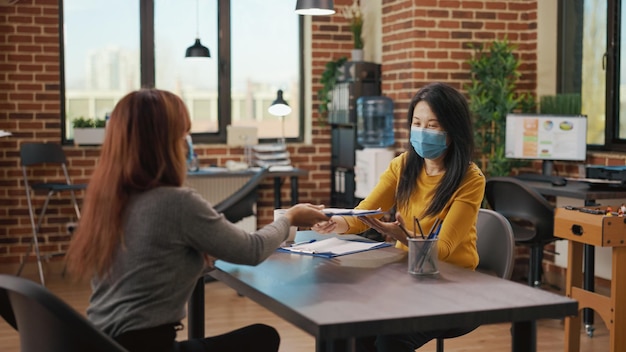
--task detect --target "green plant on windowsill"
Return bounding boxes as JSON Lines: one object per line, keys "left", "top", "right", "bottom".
{"left": 72, "top": 117, "right": 106, "bottom": 145}
{"left": 317, "top": 56, "right": 348, "bottom": 123}
{"left": 72, "top": 116, "right": 106, "bottom": 128}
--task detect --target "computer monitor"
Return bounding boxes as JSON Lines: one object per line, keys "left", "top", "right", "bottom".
{"left": 504, "top": 114, "right": 588, "bottom": 175}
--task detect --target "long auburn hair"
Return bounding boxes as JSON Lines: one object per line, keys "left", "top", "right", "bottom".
{"left": 396, "top": 82, "right": 474, "bottom": 217}
{"left": 66, "top": 89, "right": 191, "bottom": 280}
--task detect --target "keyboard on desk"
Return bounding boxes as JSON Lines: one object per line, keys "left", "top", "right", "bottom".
{"left": 570, "top": 177, "right": 626, "bottom": 191}
{"left": 515, "top": 173, "right": 568, "bottom": 185}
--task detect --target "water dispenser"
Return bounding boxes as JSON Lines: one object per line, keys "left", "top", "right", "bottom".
{"left": 356, "top": 96, "right": 394, "bottom": 148}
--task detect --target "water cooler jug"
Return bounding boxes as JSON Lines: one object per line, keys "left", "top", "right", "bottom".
{"left": 355, "top": 96, "right": 395, "bottom": 198}
{"left": 356, "top": 96, "right": 394, "bottom": 148}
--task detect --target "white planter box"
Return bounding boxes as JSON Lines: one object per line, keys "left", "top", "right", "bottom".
{"left": 73, "top": 128, "right": 105, "bottom": 146}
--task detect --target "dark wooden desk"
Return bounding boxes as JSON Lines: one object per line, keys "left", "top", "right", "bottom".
{"left": 206, "top": 232, "right": 577, "bottom": 352}
{"left": 520, "top": 179, "right": 626, "bottom": 336}
{"left": 186, "top": 167, "right": 308, "bottom": 339}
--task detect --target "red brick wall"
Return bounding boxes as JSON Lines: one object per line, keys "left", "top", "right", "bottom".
{"left": 0, "top": 0, "right": 619, "bottom": 268}
{"left": 380, "top": 0, "right": 539, "bottom": 147}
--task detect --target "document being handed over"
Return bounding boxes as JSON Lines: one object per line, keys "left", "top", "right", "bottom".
{"left": 322, "top": 208, "right": 383, "bottom": 216}
{"left": 278, "top": 237, "right": 390, "bottom": 258}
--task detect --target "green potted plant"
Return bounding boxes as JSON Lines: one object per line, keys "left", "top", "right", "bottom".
{"left": 318, "top": 56, "right": 348, "bottom": 123}
{"left": 342, "top": 0, "right": 364, "bottom": 61}
{"left": 466, "top": 39, "right": 535, "bottom": 177}
{"left": 72, "top": 116, "right": 106, "bottom": 145}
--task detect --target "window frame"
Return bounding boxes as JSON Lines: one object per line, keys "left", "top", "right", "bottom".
{"left": 60, "top": 0, "right": 305, "bottom": 145}
{"left": 604, "top": 0, "right": 623, "bottom": 150}
{"left": 557, "top": 0, "right": 624, "bottom": 152}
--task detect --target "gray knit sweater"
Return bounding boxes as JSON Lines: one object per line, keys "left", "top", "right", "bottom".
{"left": 87, "top": 186, "right": 289, "bottom": 337}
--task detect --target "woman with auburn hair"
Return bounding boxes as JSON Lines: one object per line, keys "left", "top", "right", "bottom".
{"left": 66, "top": 88, "right": 329, "bottom": 352}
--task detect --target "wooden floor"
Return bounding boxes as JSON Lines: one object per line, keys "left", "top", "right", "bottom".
{"left": 0, "top": 270, "right": 610, "bottom": 352}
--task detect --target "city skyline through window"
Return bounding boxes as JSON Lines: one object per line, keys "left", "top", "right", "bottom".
{"left": 62, "top": 0, "right": 300, "bottom": 142}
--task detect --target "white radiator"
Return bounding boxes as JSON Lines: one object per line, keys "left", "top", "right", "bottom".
{"left": 185, "top": 175, "right": 257, "bottom": 232}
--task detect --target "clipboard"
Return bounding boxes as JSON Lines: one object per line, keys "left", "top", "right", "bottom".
{"left": 322, "top": 208, "right": 383, "bottom": 217}
{"left": 277, "top": 237, "right": 391, "bottom": 258}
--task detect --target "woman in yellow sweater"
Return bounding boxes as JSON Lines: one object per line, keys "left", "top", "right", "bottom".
{"left": 313, "top": 82, "right": 486, "bottom": 351}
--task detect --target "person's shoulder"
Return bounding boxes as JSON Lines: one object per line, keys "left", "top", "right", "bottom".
{"left": 465, "top": 162, "right": 486, "bottom": 182}
{"left": 386, "top": 151, "right": 407, "bottom": 173}
{"left": 142, "top": 186, "right": 200, "bottom": 203}
{"left": 396, "top": 151, "right": 409, "bottom": 161}
{"left": 148, "top": 187, "right": 212, "bottom": 214}
{"left": 391, "top": 151, "right": 408, "bottom": 166}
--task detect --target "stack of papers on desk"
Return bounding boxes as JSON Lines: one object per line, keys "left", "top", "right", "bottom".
{"left": 278, "top": 237, "right": 390, "bottom": 258}
{"left": 252, "top": 144, "right": 291, "bottom": 167}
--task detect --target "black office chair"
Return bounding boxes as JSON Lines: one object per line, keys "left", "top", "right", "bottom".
{"left": 19, "top": 143, "right": 88, "bottom": 286}
{"left": 213, "top": 166, "right": 270, "bottom": 222}
{"left": 0, "top": 274, "right": 128, "bottom": 352}
{"left": 485, "top": 176, "right": 556, "bottom": 287}
{"left": 435, "top": 208, "right": 515, "bottom": 351}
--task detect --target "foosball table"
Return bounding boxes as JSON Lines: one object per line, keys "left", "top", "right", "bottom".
{"left": 554, "top": 205, "right": 626, "bottom": 352}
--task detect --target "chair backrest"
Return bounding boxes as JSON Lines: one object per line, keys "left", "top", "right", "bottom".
{"left": 20, "top": 142, "right": 74, "bottom": 187}
{"left": 484, "top": 176, "right": 555, "bottom": 243}
{"left": 0, "top": 274, "right": 127, "bottom": 352}
{"left": 475, "top": 208, "right": 516, "bottom": 279}
{"left": 20, "top": 143, "right": 68, "bottom": 166}
{"left": 214, "top": 167, "right": 270, "bottom": 223}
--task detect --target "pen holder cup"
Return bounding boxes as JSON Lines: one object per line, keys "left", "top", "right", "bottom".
{"left": 408, "top": 238, "right": 439, "bottom": 276}
{"left": 274, "top": 209, "right": 297, "bottom": 245}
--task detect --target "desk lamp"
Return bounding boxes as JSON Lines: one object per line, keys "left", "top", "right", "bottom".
{"left": 268, "top": 90, "right": 292, "bottom": 145}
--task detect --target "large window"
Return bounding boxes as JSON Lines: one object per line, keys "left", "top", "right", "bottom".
{"left": 558, "top": 0, "right": 623, "bottom": 151}
{"left": 61, "top": 0, "right": 303, "bottom": 144}
{"left": 61, "top": 0, "right": 140, "bottom": 141}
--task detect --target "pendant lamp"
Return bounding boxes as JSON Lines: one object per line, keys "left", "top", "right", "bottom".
{"left": 185, "top": 0, "right": 210, "bottom": 58}
{"left": 295, "top": 0, "right": 335, "bottom": 16}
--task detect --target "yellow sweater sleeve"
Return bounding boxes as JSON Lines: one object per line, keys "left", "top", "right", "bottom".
{"left": 342, "top": 153, "right": 405, "bottom": 234}
{"left": 429, "top": 163, "right": 485, "bottom": 269}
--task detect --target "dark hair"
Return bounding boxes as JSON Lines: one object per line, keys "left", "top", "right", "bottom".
{"left": 396, "top": 82, "right": 474, "bottom": 217}
{"left": 67, "top": 89, "right": 191, "bottom": 280}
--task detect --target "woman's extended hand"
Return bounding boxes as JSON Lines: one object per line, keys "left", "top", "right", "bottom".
{"left": 358, "top": 214, "right": 409, "bottom": 245}
{"left": 311, "top": 216, "right": 337, "bottom": 234}
{"left": 284, "top": 203, "right": 330, "bottom": 227}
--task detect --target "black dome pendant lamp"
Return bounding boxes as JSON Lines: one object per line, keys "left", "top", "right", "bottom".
{"left": 185, "top": 0, "right": 210, "bottom": 58}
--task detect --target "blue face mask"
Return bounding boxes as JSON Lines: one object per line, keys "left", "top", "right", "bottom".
{"left": 410, "top": 126, "right": 448, "bottom": 159}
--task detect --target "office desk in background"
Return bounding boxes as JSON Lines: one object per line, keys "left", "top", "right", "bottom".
{"left": 206, "top": 231, "right": 577, "bottom": 352}
{"left": 187, "top": 166, "right": 308, "bottom": 209}
{"left": 519, "top": 179, "right": 626, "bottom": 204}
{"left": 186, "top": 166, "right": 308, "bottom": 339}
{"left": 519, "top": 178, "right": 626, "bottom": 337}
